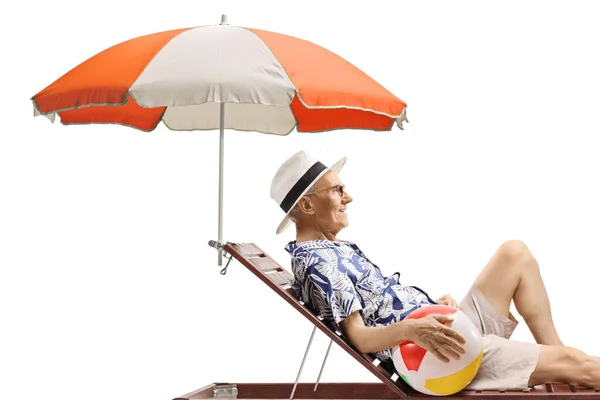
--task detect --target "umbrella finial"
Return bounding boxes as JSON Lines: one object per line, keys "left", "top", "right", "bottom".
{"left": 220, "top": 14, "right": 228, "bottom": 25}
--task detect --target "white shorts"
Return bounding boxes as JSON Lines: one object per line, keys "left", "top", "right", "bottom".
{"left": 459, "top": 285, "right": 542, "bottom": 391}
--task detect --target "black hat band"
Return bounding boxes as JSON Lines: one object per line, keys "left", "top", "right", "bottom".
{"left": 280, "top": 161, "right": 327, "bottom": 213}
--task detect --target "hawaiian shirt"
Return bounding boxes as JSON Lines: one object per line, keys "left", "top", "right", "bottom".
{"left": 284, "top": 239, "right": 436, "bottom": 361}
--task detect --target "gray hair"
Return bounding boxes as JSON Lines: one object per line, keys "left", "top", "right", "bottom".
{"left": 288, "top": 180, "right": 321, "bottom": 223}
{"left": 288, "top": 204, "right": 301, "bottom": 223}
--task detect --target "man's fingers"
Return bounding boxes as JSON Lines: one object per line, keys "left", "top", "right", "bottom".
{"left": 439, "top": 343, "right": 462, "bottom": 361}
{"left": 441, "top": 326, "right": 466, "bottom": 344}
{"left": 429, "top": 315, "right": 467, "bottom": 344}
{"left": 435, "top": 331, "right": 464, "bottom": 351}
{"left": 436, "top": 294, "right": 458, "bottom": 308}
{"left": 431, "top": 314, "right": 454, "bottom": 323}
{"left": 440, "top": 336, "right": 466, "bottom": 355}
{"left": 431, "top": 349, "right": 450, "bottom": 363}
{"left": 429, "top": 337, "right": 464, "bottom": 362}
{"left": 430, "top": 342, "right": 463, "bottom": 363}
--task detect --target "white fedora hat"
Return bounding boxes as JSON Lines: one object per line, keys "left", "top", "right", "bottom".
{"left": 270, "top": 150, "right": 347, "bottom": 234}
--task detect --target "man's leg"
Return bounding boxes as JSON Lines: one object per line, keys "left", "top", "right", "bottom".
{"left": 529, "top": 345, "right": 600, "bottom": 388}
{"left": 465, "top": 334, "right": 600, "bottom": 391}
{"left": 473, "top": 240, "right": 563, "bottom": 346}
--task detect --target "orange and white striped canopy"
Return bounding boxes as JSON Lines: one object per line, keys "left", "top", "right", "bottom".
{"left": 32, "top": 22, "right": 407, "bottom": 134}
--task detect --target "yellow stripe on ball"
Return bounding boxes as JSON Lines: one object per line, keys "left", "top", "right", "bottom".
{"left": 424, "top": 348, "right": 484, "bottom": 395}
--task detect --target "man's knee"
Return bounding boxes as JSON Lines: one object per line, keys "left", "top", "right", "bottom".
{"left": 497, "top": 240, "right": 534, "bottom": 264}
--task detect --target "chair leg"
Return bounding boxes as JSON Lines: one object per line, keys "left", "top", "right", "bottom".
{"left": 289, "top": 326, "right": 317, "bottom": 400}
{"left": 313, "top": 339, "right": 333, "bottom": 392}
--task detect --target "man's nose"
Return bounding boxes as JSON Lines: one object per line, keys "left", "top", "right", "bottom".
{"left": 343, "top": 191, "right": 353, "bottom": 203}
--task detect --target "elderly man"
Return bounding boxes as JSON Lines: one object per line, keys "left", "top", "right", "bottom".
{"left": 269, "top": 150, "right": 599, "bottom": 391}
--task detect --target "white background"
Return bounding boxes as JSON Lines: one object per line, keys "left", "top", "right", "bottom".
{"left": 2, "top": 1, "right": 600, "bottom": 399}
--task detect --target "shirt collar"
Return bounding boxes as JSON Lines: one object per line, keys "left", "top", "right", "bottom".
{"left": 284, "top": 239, "right": 356, "bottom": 255}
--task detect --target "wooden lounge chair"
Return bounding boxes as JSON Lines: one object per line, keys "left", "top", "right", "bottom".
{"left": 175, "top": 242, "right": 600, "bottom": 400}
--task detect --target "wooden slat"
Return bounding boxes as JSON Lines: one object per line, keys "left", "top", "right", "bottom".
{"left": 233, "top": 243, "right": 265, "bottom": 257}
{"left": 251, "top": 256, "right": 285, "bottom": 273}
{"left": 265, "top": 270, "right": 293, "bottom": 287}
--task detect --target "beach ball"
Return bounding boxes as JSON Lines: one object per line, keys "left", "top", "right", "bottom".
{"left": 391, "top": 305, "right": 483, "bottom": 396}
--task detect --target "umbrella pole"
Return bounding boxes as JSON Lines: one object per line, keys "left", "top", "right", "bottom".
{"left": 218, "top": 102, "right": 225, "bottom": 266}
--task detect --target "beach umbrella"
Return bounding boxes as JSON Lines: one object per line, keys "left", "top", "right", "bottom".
{"left": 31, "top": 15, "right": 408, "bottom": 265}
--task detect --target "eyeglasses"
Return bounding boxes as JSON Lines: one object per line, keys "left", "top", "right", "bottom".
{"left": 305, "top": 184, "right": 345, "bottom": 197}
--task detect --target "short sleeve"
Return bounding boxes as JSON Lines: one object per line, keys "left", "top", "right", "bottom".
{"left": 304, "top": 260, "right": 363, "bottom": 329}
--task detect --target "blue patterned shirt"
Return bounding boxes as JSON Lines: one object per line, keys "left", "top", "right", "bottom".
{"left": 284, "top": 239, "right": 435, "bottom": 361}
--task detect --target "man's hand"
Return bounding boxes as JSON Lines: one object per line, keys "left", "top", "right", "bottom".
{"left": 436, "top": 293, "right": 458, "bottom": 308}
{"left": 405, "top": 315, "right": 466, "bottom": 363}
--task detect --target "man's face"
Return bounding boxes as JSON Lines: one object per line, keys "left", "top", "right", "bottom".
{"left": 305, "top": 171, "right": 353, "bottom": 233}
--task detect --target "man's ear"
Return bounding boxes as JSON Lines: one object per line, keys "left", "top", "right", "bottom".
{"left": 297, "top": 196, "right": 316, "bottom": 215}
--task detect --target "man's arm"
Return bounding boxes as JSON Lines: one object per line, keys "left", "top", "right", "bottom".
{"left": 340, "top": 311, "right": 414, "bottom": 353}
{"left": 300, "top": 255, "right": 465, "bottom": 361}
{"left": 340, "top": 311, "right": 467, "bottom": 362}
